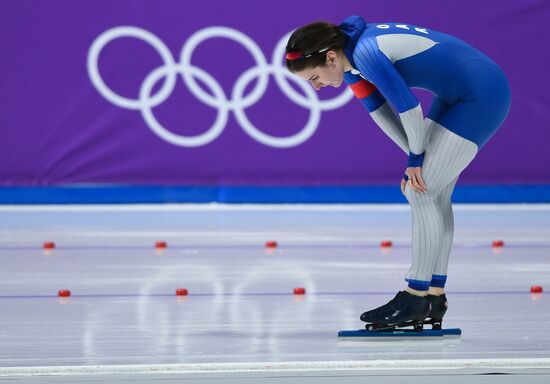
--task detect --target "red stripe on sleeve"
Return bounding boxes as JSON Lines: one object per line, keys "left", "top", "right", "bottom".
{"left": 349, "top": 80, "right": 376, "bottom": 99}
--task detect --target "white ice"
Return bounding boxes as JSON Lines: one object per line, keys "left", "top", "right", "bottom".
{"left": 1, "top": 204, "right": 549, "bottom": 383}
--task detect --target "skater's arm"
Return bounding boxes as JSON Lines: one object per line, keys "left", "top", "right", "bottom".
{"left": 369, "top": 103, "right": 409, "bottom": 155}
{"left": 344, "top": 72, "right": 409, "bottom": 154}
{"left": 352, "top": 37, "right": 428, "bottom": 167}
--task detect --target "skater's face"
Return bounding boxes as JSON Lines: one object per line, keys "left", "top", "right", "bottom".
{"left": 295, "top": 51, "right": 345, "bottom": 91}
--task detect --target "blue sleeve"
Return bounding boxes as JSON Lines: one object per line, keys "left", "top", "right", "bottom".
{"left": 352, "top": 37, "right": 419, "bottom": 113}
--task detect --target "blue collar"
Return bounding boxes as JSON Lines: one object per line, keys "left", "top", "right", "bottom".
{"left": 342, "top": 36, "right": 357, "bottom": 70}
{"left": 339, "top": 15, "right": 368, "bottom": 72}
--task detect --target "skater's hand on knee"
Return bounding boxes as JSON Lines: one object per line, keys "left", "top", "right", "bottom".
{"left": 401, "top": 177, "right": 407, "bottom": 195}
{"left": 406, "top": 167, "right": 428, "bottom": 193}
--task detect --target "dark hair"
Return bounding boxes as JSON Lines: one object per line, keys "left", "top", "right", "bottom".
{"left": 285, "top": 21, "right": 347, "bottom": 73}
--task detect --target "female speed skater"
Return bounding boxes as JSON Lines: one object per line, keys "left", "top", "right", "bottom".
{"left": 285, "top": 16, "right": 510, "bottom": 331}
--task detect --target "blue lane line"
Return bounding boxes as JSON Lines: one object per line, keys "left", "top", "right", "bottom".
{"left": 2, "top": 185, "right": 550, "bottom": 203}
{"left": 0, "top": 291, "right": 540, "bottom": 300}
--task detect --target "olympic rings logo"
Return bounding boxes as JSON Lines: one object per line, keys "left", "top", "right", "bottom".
{"left": 87, "top": 26, "right": 353, "bottom": 148}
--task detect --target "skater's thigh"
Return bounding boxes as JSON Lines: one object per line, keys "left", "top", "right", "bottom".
{"left": 435, "top": 61, "right": 511, "bottom": 149}
{"left": 420, "top": 121, "right": 477, "bottom": 194}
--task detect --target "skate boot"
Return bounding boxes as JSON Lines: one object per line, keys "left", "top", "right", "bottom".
{"left": 360, "top": 291, "right": 431, "bottom": 331}
{"left": 424, "top": 294, "right": 448, "bottom": 330}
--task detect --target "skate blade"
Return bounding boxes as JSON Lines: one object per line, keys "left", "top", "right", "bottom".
{"left": 337, "top": 328, "right": 461, "bottom": 341}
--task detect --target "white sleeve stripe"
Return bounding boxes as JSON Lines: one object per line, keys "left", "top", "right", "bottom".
{"left": 399, "top": 105, "right": 427, "bottom": 154}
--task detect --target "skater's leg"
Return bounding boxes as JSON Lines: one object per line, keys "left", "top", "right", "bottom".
{"left": 416, "top": 65, "right": 509, "bottom": 290}
{"left": 422, "top": 178, "right": 456, "bottom": 328}
{"left": 428, "top": 176, "right": 458, "bottom": 295}
{"left": 403, "top": 120, "right": 477, "bottom": 291}
{"left": 360, "top": 123, "right": 476, "bottom": 329}
{"left": 404, "top": 186, "right": 444, "bottom": 294}
{"left": 407, "top": 99, "right": 453, "bottom": 297}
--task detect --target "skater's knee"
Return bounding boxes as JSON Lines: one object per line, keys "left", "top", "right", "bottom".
{"left": 404, "top": 185, "right": 437, "bottom": 206}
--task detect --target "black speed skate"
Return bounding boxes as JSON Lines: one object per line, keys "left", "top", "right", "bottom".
{"left": 360, "top": 291, "right": 430, "bottom": 331}
{"left": 424, "top": 294, "right": 448, "bottom": 330}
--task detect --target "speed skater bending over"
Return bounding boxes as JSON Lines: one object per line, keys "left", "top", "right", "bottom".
{"left": 285, "top": 16, "right": 510, "bottom": 331}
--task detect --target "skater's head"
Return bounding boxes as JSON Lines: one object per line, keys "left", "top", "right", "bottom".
{"left": 285, "top": 21, "right": 348, "bottom": 90}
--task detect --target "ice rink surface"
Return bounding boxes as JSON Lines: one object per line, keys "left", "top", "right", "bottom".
{"left": 1, "top": 204, "right": 549, "bottom": 383}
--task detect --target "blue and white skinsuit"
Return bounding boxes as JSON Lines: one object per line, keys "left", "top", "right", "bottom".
{"left": 340, "top": 16, "right": 511, "bottom": 291}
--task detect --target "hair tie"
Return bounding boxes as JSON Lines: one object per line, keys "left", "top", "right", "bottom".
{"left": 285, "top": 51, "right": 303, "bottom": 61}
